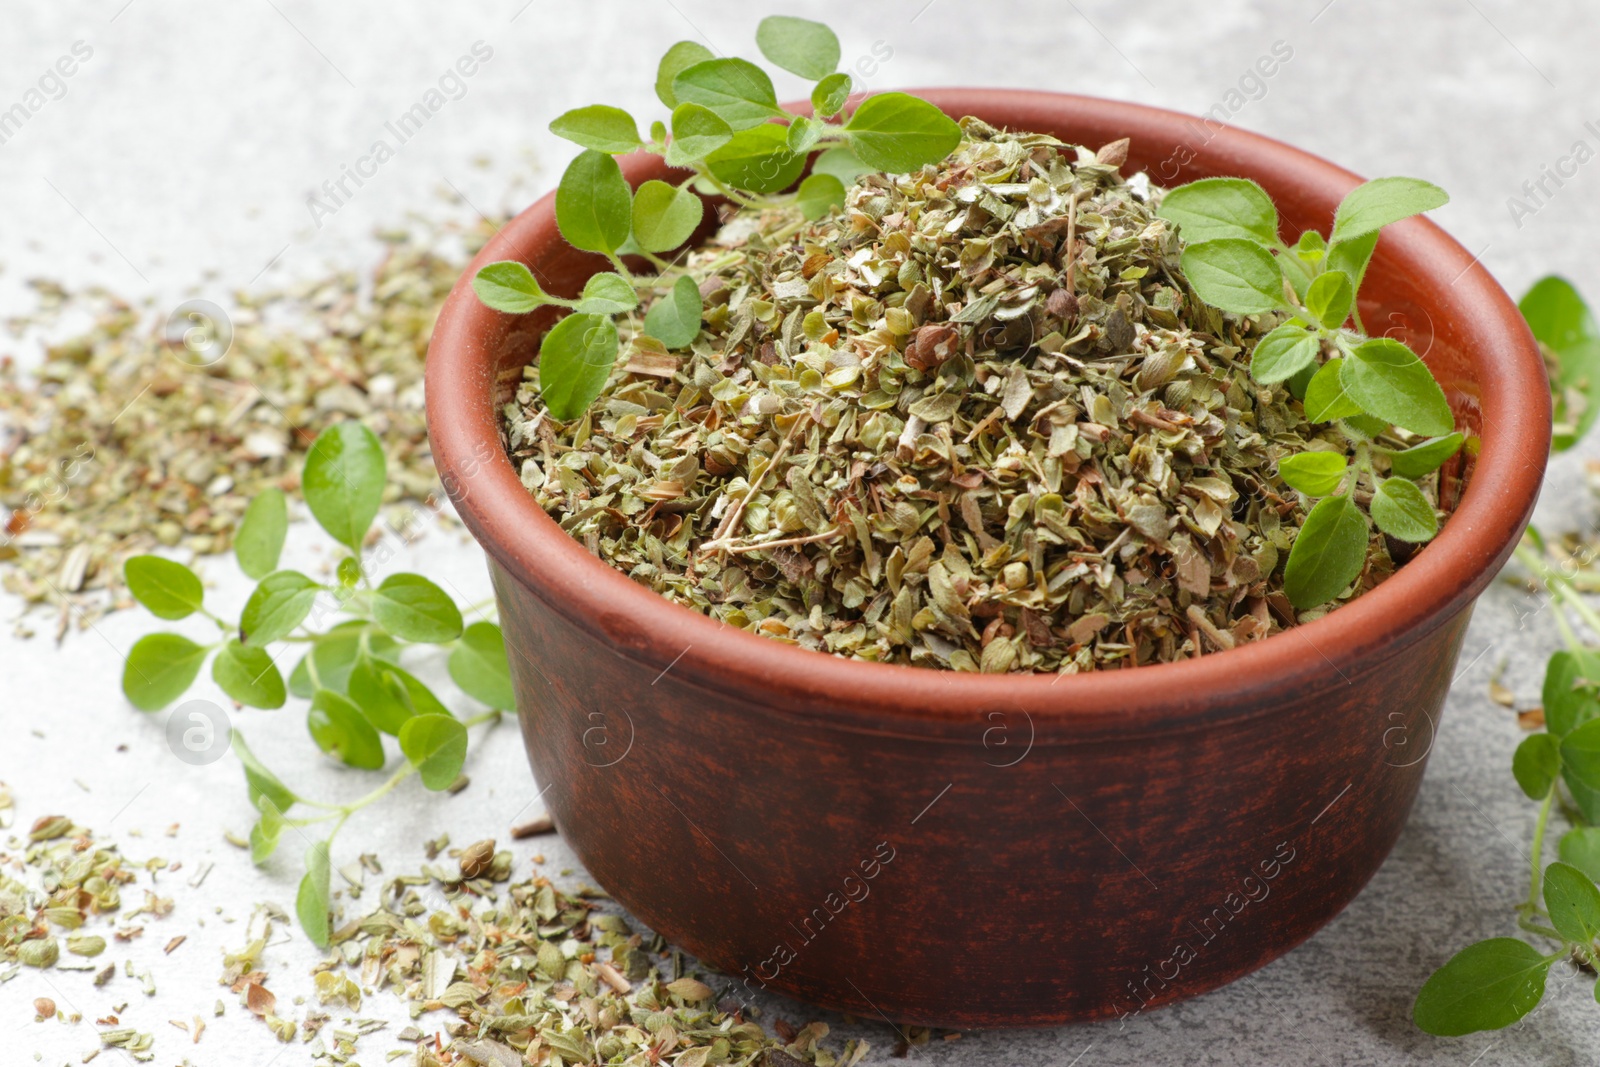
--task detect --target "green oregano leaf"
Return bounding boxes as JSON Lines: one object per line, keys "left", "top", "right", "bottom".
{"left": 812, "top": 72, "right": 851, "bottom": 118}
{"left": 234, "top": 488, "right": 287, "bottom": 580}
{"left": 573, "top": 271, "right": 639, "bottom": 316}
{"left": 556, "top": 150, "right": 633, "bottom": 255}
{"left": 212, "top": 639, "right": 287, "bottom": 710}
{"left": 1369, "top": 477, "right": 1439, "bottom": 543}
{"left": 1542, "top": 861, "right": 1600, "bottom": 947}
{"left": 472, "top": 261, "right": 549, "bottom": 314}
{"left": 1561, "top": 716, "right": 1600, "bottom": 792}
{"left": 124, "top": 555, "right": 205, "bottom": 621}
{"left": 371, "top": 573, "right": 464, "bottom": 643}
{"left": 1520, "top": 275, "right": 1600, "bottom": 452}
{"left": 240, "top": 570, "right": 320, "bottom": 647}
{"left": 538, "top": 312, "right": 620, "bottom": 421}
{"left": 1303, "top": 357, "right": 1364, "bottom": 422}
{"left": 786, "top": 114, "right": 823, "bottom": 156}
{"left": 448, "top": 621, "right": 515, "bottom": 710}
{"left": 1325, "top": 229, "right": 1380, "bottom": 304}
{"left": 665, "top": 103, "right": 733, "bottom": 167}
{"left": 643, "top": 275, "right": 704, "bottom": 349}
{"left": 302, "top": 422, "right": 386, "bottom": 553}
{"left": 308, "top": 689, "right": 385, "bottom": 770}
{"left": 755, "top": 14, "right": 840, "bottom": 80}
{"left": 843, "top": 92, "right": 962, "bottom": 174}
{"left": 1157, "top": 177, "right": 1279, "bottom": 245}
{"left": 1304, "top": 270, "right": 1354, "bottom": 329}
{"left": 1412, "top": 938, "right": 1552, "bottom": 1036}
{"left": 1340, "top": 338, "right": 1454, "bottom": 437}
{"left": 705, "top": 123, "right": 808, "bottom": 195}
{"left": 655, "top": 41, "right": 715, "bottom": 109}
{"left": 549, "top": 104, "right": 643, "bottom": 155}
{"left": 287, "top": 622, "right": 397, "bottom": 699}
{"left": 1511, "top": 732, "right": 1561, "bottom": 800}
{"left": 811, "top": 145, "right": 871, "bottom": 185}
{"left": 1559, "top": 827, "right": 1600, "bottom": 882}
{"left": 1544, "top": 650, "right": 1600, "bottom": 737}
{"left": 232, "top": 731, "right": 299, "bottom": 814}
{"left": 399, "top": 714, "right": 469, "bottom": 791}
{"left": 672, "top": 58, "right": 781, "bottom": 131}
{"left": 1389, "top": 433, "right": 1463, "bottom": 479}
{"left": 1276, "top": 452, "right": 1348, "bottom": 497}
{"left": 1295, "top": 230, "right": 1327, "bottom": 265}
{"left": 630, "top": 180, "right": 704, "bottom": 253}
{"left": 250, "top": 803, "right": 282, "bottom": 866}
{"left": 122, "top": 633, "right": 209, "bottom": 712}
{"left": 1179, "top": 238, "right": 1288, "bottom": 315}
{"left": 1331, "top": 176, "right": 1449, "bottom": 243}
{"left": 795, "top": 173, "right": 846, "bottom": 221}
{"left": 296, "top": 840, "right": 332, "bottom": 948}
{"left": 1283, "top": 494, "right": 1369, "bottom": 609}
{"left": 1250, "top": 322, "right": 1320, "bottom": 383}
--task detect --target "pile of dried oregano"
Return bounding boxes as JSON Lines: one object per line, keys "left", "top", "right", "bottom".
{"left": 506, "top": 121, "right": 1378, "bottom": 672}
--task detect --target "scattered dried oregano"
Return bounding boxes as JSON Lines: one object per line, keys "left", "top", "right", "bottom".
{"left": 506, "top": 120, "right": 1398, "bottom": 672}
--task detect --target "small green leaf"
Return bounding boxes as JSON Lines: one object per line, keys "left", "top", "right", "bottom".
{"left": 1520, "top": 275, "right": 1600, "bottom": 452}
{"left": 1559, "top": 827, "right": 1600, "bottom": 882}
{"left": 1389, "top": 433, "right": 1464, "bottom": 479}
{"left": 786, "top": 114, "right": 823, "bottom": 156}
{"left": 1179, "top": 238, "right": 1288, "bottom": 315}
{"left": 347, "top": 655, "right": 419, "bottom": 735}
{"left": 472, "top": 261, "right": 549, "bottom": 315}
{"left": 1544, "top": 650, "right": 1600, "bottom": 737}
{"left": 1369, "top": 477, "right": 1439, "bottom": 543}
{"left": 399, "top": 714, "right": 469, "bottom": 791}
{"left": 1250, "top": 323, "right": 1321, "bottom": 383}
{"left": 1560, "top": 716, "right": 1600, "bottom": 792}
{"left": 1331, "top": 176, "right": 1449, "bottom": 243}
{"left": 643, "top": 275, "right": 703, "bottom": 349}
{"left": 1512, "top": 732, "right": 1561, "bottom": 800}
{"left": 1283, "top": 494, "right": 1369, "bottom": 610}
{"left": 240, "top": 570, "right": 320, "bottom": 647}
{"left": 1303, "top": 357, "right": 1365, "bottom": 422}
{"left": 810, "top": 146, "right": 871, "bottom": 185}
{"left": 556, "top": 150, "right": 633, "bottom": 255}
{"left": 287, "top": 622, "right": 396, "bottom": 699}
{"left": 1326, "top": 229, "right": 1380, "bottom": 304}
{"left": 655, "top": 40, "right": 714, "bottom": 109}
{"left": 302, "top": 422, "right": 386, "bottom": 553}
{"left": 1276, "top": 452, "right": 1348, "bottom": 497}
{"left": 796, "top": 173, "right": 846, "bottom": 221}
{"left": 234, "top": 488, "right": 287, "bottom": 580}
{"left": 308, "top": 689, "right": 385, "bottom": 770}
{"left": 573, "top": 272, "right": 639, "bottom": 316}
{"left": 843, "top": 92, "right": 962, "bottom": 173}
{"left": 1304, "top": 270, "right": 1354, "bottom": 329}
{"left": 249, "top": 803, "right": 282, "bottom": 866}
{"left": 630, "top": 180, "right": 703, "bottom": 254}
{"left": 1295, "top": 230, "right": 1327, "bottom": 265}
{"left": 296, "top": 840, "right": 332, "bottom": 948}
{"left": 538, "top": 313, "right": 620, "bottom": 421}
{"left": 1543, "top": 861, "right": 1600, "bottom": 946}
{"left": 548, "top": 104, "right": 642, "bottom": 154}
{"left": 1340, "top": 338, "right": 1454, "bottom": 437}
{"left": 122, "top": 633, "right": 209, "bottom": 712}
{"left": 812, "top": 72, "right": 851, "bottom": 118}
{"left": 755, "top": 14, "right": 840, "bottom": 80}
{"left": 232, "top": 731, "right": 299, "bottom": 814}
{"left": 212, "top": 640, "right": 287, "bottom": 710}
{"left": 665, "top": 103, "right": 733, "bottom": 167}
{"left": 1157, "top": 177, "right": 1279, "bottom": 246}
{"left": 1412, "top": 938, "right": 1551, "bottom": 1036}
{"left": 124, "top": 555, "right": 205, "bottom": 621}
{"left": 371, "top": 573, "right": 463, "bottom": 643}
{"left": 705, "top": 123, "right": 808, "bottom": 195}
{"left": 449, "top": 621, "right": 515, "bottom": 710}
{"left": 672, "top": 58, "right": 781, "bottom": 131}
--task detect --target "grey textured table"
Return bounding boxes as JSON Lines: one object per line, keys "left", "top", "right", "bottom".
{"left": 2, "top": 1, "right": 1598, "bottom": 1063}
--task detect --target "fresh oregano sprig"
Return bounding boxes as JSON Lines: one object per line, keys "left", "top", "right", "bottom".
{"left": 1157, "top": 175, "right": 1458, "bottom": 609}
{"left": 468, "top": 13, "right": 962, "bottom": 420}
{"left": 1412, "top": 277, "right": 1600, "bottom": 1035}
{"left": 119, "top": 421, "right": 515, "bottom": 946}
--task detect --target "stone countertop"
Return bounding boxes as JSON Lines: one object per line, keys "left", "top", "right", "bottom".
{"left": 2, "top": 1, "right": 1598, "bottom": 1063}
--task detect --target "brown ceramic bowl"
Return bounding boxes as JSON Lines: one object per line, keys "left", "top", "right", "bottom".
{"left": 426, "top": 90, "right": 1549, "bottom": 1028}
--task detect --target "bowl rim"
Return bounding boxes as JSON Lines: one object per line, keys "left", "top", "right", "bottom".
{"left": 425, "top": 88, "right": 1549, "bottom": 737}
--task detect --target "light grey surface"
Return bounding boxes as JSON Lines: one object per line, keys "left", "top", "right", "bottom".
{"left": 1, "top": 1, "right": 1598, "bottom": 1063}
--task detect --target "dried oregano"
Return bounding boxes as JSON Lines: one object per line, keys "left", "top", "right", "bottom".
{"left": 503, "top": 121, "right": 1437, "bottom": 671}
